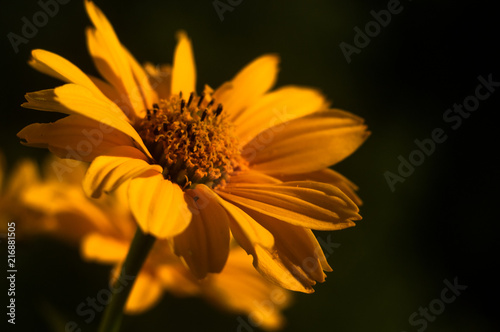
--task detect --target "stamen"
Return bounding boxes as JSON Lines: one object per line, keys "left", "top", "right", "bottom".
{"left": 180, "top": 99, "right": 185, "bottom": 113}
{"left": 197, "top": 93, "right": 205, "bottom": 107}
{"left": 215, "top": 104, "right": 223, "bottom": 117}
{"left": 135, "top": 94, "right": 241, "bottom": 189}
{"left": 206, "top": 99, "right": 215, "bottom": 109}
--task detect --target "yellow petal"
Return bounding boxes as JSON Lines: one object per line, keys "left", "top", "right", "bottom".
{"left": 253, "top": 245, "right": 314, "bottom": 293}
{"left": 3, "top": 159, "right": 39, "bottom": 199}
{"left": 123, "top": 46, "right": 158, "bottom": 111}
{"left": 173, "top": 186, "right": 230, "bottom": 279}
{"left": 234, "top": 86, "right": 328, "bottom": 146}
{"left": 156, "top": 265, "right": 200, "bottom": 296}
{"left": 128, "top": 173, "right": 192, "bottom": 239}
{"left": 275, "top": 168, "right": 362, "bottom": 206}
{"left": 22, "top": 84, "right": 151, "bottom": 158}
{"left": 18, "top": 115, "right": 134, "bottom": 163}
{"left": 144, "top": 63, "right": 172, "bottom": 100}
{"left": 245, "top": 109, "right": 369, "bottom": 174}
{"left": 21, "top": 183, "right": 115, "bottom": 241}
{"left": 213, "top": 54, "right": 279, "bottom": 120}
{"left": 81, "top": 233, "right": 128, "bottom": 263}
{"left": 125, "top": 272, "right": 163, "bottom": 314}
{"left": 217, "top": 181, "right": 360, "bottom": 231}
{"left": 88, "top": 75, "right": 123, "bottom": 104}
{"left": 171, "top": 31, "right": 196, "bottom": 96}
{"left": 205, "top": 190, "right": 320, "bottom": 291}
{"left": 209, "top": 246, "right": 291, "bottom": 330}
{"left": 227, "top": 170, "right": 282, "bottom": 185}
{"left": 85, "top": 27, "right": 133, "bottom": 115}
{"left": 85, "top": 0, "right": 147, "bottom": 118}
{"left": 205, "top": 185, "right": 274, "bottom": 250}
{"left": 245, "top": 208, "right": 329, "bottom": 284}
{"left": 29, "top": 49, "right": 105, "bottom": 99}
{"left": 83, "top": 146, "right": 162, "bottom": 198}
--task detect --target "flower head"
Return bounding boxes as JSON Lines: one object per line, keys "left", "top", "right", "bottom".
{"left": 18, "top": 0, "right": 369, "bottom": 292}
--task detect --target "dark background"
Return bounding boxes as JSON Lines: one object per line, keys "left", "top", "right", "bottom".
{"left": 1, "top": 0, "right": 498, "bottom": 331}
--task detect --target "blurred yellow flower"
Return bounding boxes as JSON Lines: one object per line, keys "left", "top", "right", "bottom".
{"left": 2, "top": 155, "right": 291, "bottom": 330}
{"left": 18, "top": 0, "right": 369, "bottom": 292}
{"left": 0, "top": 153, "right": 40, "bottom": 226}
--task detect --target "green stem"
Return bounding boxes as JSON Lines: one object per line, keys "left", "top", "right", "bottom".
{"left": 97, "top": 227, "right": 156, "bottom": 332}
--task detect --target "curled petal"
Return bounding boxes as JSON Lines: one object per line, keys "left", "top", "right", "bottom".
{"left": 245, "top": 209, "right": 332, "bottom": 289}
{"left": 83, "top": 146, "right": 162, "bottom": 198}
{"left": 18, "top": 115, "right": 134, "bottom": 163}
{"left": 275, "top": 168, "right": 363, "bottom": 206}
{"left": 173, "top": 186, "right": 230, "bottom": 279}
{"left": 128, "top": 173, "right": 192, "bottom": 239}
{"left": 21, "top": 84, "right": 151, "bottom": 157}
{"left": 207, "top": 186, "right": 274, "bottom": 250}
{"left": 217, "top": 181, "right": 361, "bottom": 231}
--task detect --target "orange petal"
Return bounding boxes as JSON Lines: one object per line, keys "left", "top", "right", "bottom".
{"left": 207, "top": 191, "right": 317, "bottom": 292}
{"left": 213, "top": 54, "right": 279, "bottom": 120}
{"left": 173, "top": 186, "right": 230, "bottom": 279}
{"left": 85, "top": 0, "right": 148, "bottom": 119}
{"left": 18, "top": 115, "right": 134, "bottom": 163}
{"left": 245, "top": 109, "right": 369, "bottom": 174}
{"left": 274, "top": 168, "right": 362, "bottom": 206}
{"left": 144, "top": 63, "right": 172, "bottom": 100}
{"left": 2, "top": 159, "right": 39, "bottom": 200}
{"left": 208, "top": 246, "right": 291, "bottom": 330}
{"left": 253, "top": 245, "right": 314, "bottom": 293}
{"left": 29, "top": 49, "right": 106, "bottom": 99}
{"left": 83, "top": 146, "right": 162, "bottom": 198}
{"left": 22, "top": 84, "right": 151, "bottom": 158}
{"left": 123, "top": 47, "right": 158, "bottom": 112}
{"left": 125, "top": 272, "right": 163, "bottom": 314}
{"left": 217, "top": 181, "right": 361, "bottom": 231}
{"left": 226, "top": 170, "right": 282, "bottom": 185}
{"left": 206, "top": 186, "right": 274, "bottom": 250}
{"left": 234, "top": 86, "right": 328, "bottom": 146}
{"left": 81, "top": 233, "right": 128, "bottom": 264}
{"left": 128, "top": 173, "right": 192, "bottom": 239}
{"left": 245, "top": 209, "right": 330, "bottom": 285}
{"left": 171, "top": 31, "right": 196, "bottom": 96}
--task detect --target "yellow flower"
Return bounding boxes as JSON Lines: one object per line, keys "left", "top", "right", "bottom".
{"left": 7, "top": 155, "right": 291, "bottom": 330}
{"left": 18, "top": 0, "right": 369, "bottom": 292}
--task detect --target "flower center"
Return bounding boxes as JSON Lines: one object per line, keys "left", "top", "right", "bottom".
{"left": 136, "top": 93, "right": 241, "bottom": 189}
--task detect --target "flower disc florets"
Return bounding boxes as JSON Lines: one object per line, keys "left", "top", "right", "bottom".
{"left": 136, "top": 93, "right": 241, "bottom": 189}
